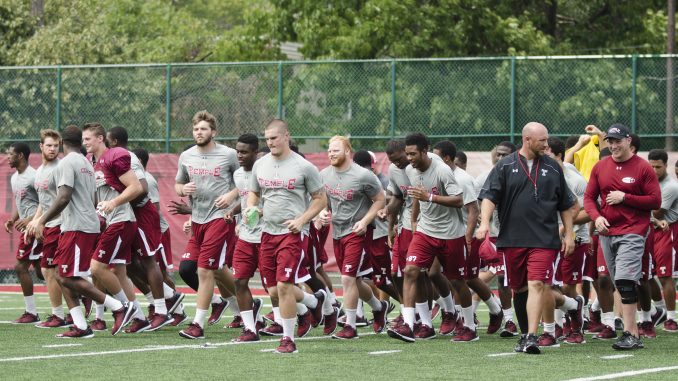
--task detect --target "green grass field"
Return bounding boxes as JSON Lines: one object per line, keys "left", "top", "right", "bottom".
{"left": 1, "top": 291, "right": 677, "bottom": 381}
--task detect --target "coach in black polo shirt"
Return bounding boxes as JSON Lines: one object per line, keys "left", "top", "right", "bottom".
{"left": 477, "top": 122, "right": 576, "bottom": 354}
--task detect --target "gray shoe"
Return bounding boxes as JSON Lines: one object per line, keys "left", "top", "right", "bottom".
{"left": 523, "top": 333, "right": 541, "bottom": 354}
{"left": 612, "top": 331, "right": 644, "bottom": 350}
{"left": 514, "top": 334, "right": 527, "bottom": 352}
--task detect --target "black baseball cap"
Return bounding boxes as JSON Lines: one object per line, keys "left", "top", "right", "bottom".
{"left": 604, "top": 123, "right": 631, "bottom": 140}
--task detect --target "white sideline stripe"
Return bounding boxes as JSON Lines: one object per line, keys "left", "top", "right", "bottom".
{"left": 0, "top": 321, "right": 15, "bottom": 324}
{"left": 259, "top": 349, "right": 276, "bottom": 352}
{"left": 0, "top": 333, "right": 377, "bottom": 362}
{"left": 600, "top": 354, "right": 633, "bottom": 360}
{"left": 369, "top": 350, "right": 401, "bottom": 355}
{"left": 42, "top": 344, "right": 82, "bottom": 348}
{"left": 487, "top": 352, "right": 517, "bottom": 357}
{"left": 564, "top": 365, "right": 678, "bottom": 381}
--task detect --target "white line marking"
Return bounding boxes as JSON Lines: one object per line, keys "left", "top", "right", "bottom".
{"left": 42, "top": 344, "right": 83, "bottom": 348}
{"left": 259, "top": 349, "right": 276, "bottom": 352}
{"left": 487, "top": 352, "right": 518, "bottom": 357}
{"left": 0, "top": 321, "right": 15, "bottom": 324}
{"left": 600, "top": 354, "right": 633, "bottom": 360}
{"left": 563, "top": 365, "right": 678, "bottom": 381}
{"left": 368, "top": 350, "right": 401, "bottom": 355}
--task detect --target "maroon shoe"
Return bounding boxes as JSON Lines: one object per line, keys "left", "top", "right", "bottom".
{"left": 500, "top": 320, "right": 518, "bottom": 337}
{"left": 593, "top": 325, "right": 617, "bottom": 340}
{"left": 226, "top": 315, "right": 244, "bottom": 329}
{"left": 415, "top": 324, "right": 436, "bottom": 340}
{"left": 452, "top": 325, "right": 479, "bottom": 342}
{"left": 431, "top": 303, "right": 441, "bottom": 321}
{"left": 56, "top": 325, "right": 94, "bottom": 339}
{"left": 323, "top": 307, "right": 339, "bottom": 335}
{"left": 233, "top": 328, "right": 259, "bottom": 342}
{"left": 14, "top": 311, "right": 39, "bottom": 324}
{"left": 563, "top": 318, "right": 572, "bottom": 338}
{"left": 147, "top": 313, "right": 173, "bottom": 332}
{"left": 260, "top": 322, "right": 283, "bottom": 336}
{"left": 486, "top": 310, "right": 504, "bottom": 335}
{"left": 252, "top": 298, "right": 264, "bottom": 321}
{"left": 297, "top": 311, "right": 314, "bottom": 338}
{"left": 81, "top": 297, "right": 93, "bottom": 319}
{"left": 165, "top": 292, "right": 185, "bottom": 315}
{"left": 537, "top": 332, "right": 560, "bottom": 348}
{"left": 439, "top": 311, "right": 457, "bottom": 335}
{"left": 179, "top": 322, "right": 205, "bottom": 339}
{"left": 65, "top": 314, "right": 74, "bottom": 326}
{"left": 372, "top": 300, "right": 389, "bottom": 333}
{"left": 390, "top": 314, "right": 403, "bottom": 327}
{"left": 256, "top": 320, "right": 266, "bottom": 332}
{"left": 413, "top": 322, "right": 422, "bottom": 336}
{"left": 310, "top": 291, "right": 326, "bottom": 327}
{"left": 586, "top": 309, "right": 605, "bottom": 334}
{"left": 263, "top": 311, "right": 275, "bottom": 323}
{"left": 124, "top": 318, "right": 151, "bottom": 334}
{"left": 36, "top": 315, "right": 67, "bottom": 329}
{"left": 651, "top": 307, "right": 667, "bottom": 327}
{"left": 567, "top": 296, "right": 585, "bottom": 333}
{"left": 563, "top": 331, "right": 586, "bottom": 344}
{"left": 639, "top": 321, "right": 656, "bottom": 339}
{"left": 332, "top": 325, "right": 358, "bottom": 340}
{"left": 90, "top": 318, "right": 107, "bottom": 331}
{"left": 275, "top": 336, "right": 298, "bottom": 354}
{"left": 387, "top": 323, "right": 415, "bottom": 343}
{"left": 355, "top": 315, "right": 370, "bottom": 327}
{"left": 663, "top": 319, "right": 678, "bottom": 332}
{"left": 207, "top": 298, "right": 230, "bottom": 325}
{"left": 555, "top": 324, "right": 563, "bottom": 341}
{"left": 111, "top": 302, "right": 136, "bottom": 336}
{"left": 170, "top": 312, "right": 189, "bottom": 327}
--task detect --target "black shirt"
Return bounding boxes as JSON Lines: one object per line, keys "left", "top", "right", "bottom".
{"left": 479, "top": 152, "right": 575, "bottom": 249}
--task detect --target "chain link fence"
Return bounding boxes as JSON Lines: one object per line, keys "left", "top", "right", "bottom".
{"left": 1, "top": 55, "right": 677, "bottom": 153}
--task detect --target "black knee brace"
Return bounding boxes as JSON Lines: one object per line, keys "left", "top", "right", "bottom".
{"left": 178, "top": 260, "right": 199, "bottom": 292}
{"left": 615, "top": 279, "right": 638, "bottom": 304}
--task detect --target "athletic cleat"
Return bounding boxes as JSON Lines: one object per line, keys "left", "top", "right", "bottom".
{"left": 260, "top": 322, "right": 283, "bottom": 336}
{"left": 355, "top": 315, "right": 370, "bottom": 327}
{"left": 439, "top": 311, "right": 457, "bottom": 335}
{"left": 372, "top": 300, "right": 389, "bottom": 333}
{"left": 275, "top": 336, "right": 298, "bottom": 354}
{"left": 311, "top": 290, "right": 326, "bottom": 327}
{"left": 593, "top": 325, "right": 617, "bottom": 340}
{"left": 614, "top": 317, "right": 624, "bottom": 331}
{"left": 147, "top": 313, "right": 173, "bottom": 332}
{"left": 263, "top": 311, "right": 275, "bottom": 323}
{"left": 111, "top": 302, "right": 136, "bottom": 336}
{"left": 65, "top": 314, "right": 74, "bottom": 326}
{"left": 256, "top": 320, "right": 266, "bottom": 332}
{"left": 452, "top": 326, "right": 479, "bottom": 342}
{"left": 332, "top": 325, "right": 358, "bottom": 340}
{"left": 323, "top": 307, "right": 339, "bottom": 336}
{"left": 638, "top": 321, "right": 656, "bottom": 339}
{"left": 90, "top": 318, "right": 107, "bottom": 331}
{"left": 537, "top": 332, "right": 560, "bottom": 348}
{"left": 562, "top": 318, "right": 571, "bottom": 338}
{"left": 612, "top": 331, "right": 644, "bottom": 350}
{"left": 415, "top": 324, "right": 436, "bottom": 340}
{"left": 124, "top": 318, "right": 151, "bottom": 334}
{"left": 170, "top": 312, "right": 189, "bottom": 327}
{"left": 56, "top": 326, "right": 94, "bottom": 339}
{"left": 514, "top": 334, "right": 527, "bottom": 352}
{"left": 36, "top": 314, "right": 67, "bottom": 329}
{"left": 297, "top": 311, "right": 314, "bottom": 337}
{"left": 523, "top": 333, "right": 541, "bottom": 354}
{"left": 555, "top": 324, "right": 563, "bottom": 341}
{"left": 226, "top": 316, "right": 244, "bottom": 329}
{"left": 651, "top": 307, "right": 667, "bottom": 327}
{"left": 586, "top": 308, "right": 605, "bottom": 333}
{"left": 81, "top": 297, "right": 93, "bottom": 318}
{"left": 233, "top": 328, "right": 259, "bottom": 342}
{"left": 390, "top": 314, "right": 404, "bottom": 327}
{"left": 207, "top": 297, "right": 230, "bottom": 325}
{"left": 165, "top": 292, "right": 185, "bottom": 315}
{"left": 486, "top": 310, "right": 504, "bottom": 335}
{"left": 563, "top": 331, "right": 586, "bottom": 344}
{"left": 500, "top": 320, "right": 519, "bottom": 338}
{"left": 663, "top": 319, "right": 678, "bottom": 332}
{"left": 13, "top": 311, "right": 39, "bottom": 324}
{"left": 431, "top": 303, "right": 441, "bottom": 321}
{"left": 252, "top": 298, "right": 264, "bottom": 321}
{"left": 179, "top": 322, "right": 205, "bottom": 339}
{"left": 568, "top": 295, "right": 585, "bottom": 333}
{"left": 387, "top": 323, "right": 415, "bottom": 343}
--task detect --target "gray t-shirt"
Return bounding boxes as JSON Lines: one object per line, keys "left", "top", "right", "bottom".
{"left": 387, "top": 164, "right": 413, "bottom": 232}
{"left": 406, "top": 158, "right": 465, "bottom": 240}
{"left": 11, "top": 166, "right": 39, "bottom": 220}
{"left": 129, "top": 151, "right": 150, "bottom": 208}
{"left": 321, "top": 162, "right": 382, "bottom": 240}
{"left": 146, "top": 171, "right": 169, "bottom": 233}
{"left": 564, "top": 163, "right": 589, "bottom": 243}
{"left": 659, "top": 175, "right": 678, "bottom": 224}
{"left": 176, "top": 144, "right": 239, "bottom": 225}
{"left": 56, "top": 152, "right": 100, "bottom": 233}
{"left": 474, "top": 169, "right": 500, "bottom": 238}
{"left": 34, "top": 160, "right": 61, "bottom": 228}
{"left": 453, "top": 166, "right": 478, "bottom": 225}
{"left": 234, "top": 167, "right": 262, "bottom": 243}
{"left": 250, "top": 152, "right": 323, "bottom": 236}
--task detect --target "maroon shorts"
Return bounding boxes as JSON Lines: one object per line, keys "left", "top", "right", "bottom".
{"left": 641, "top": 228, "right": 654, "bottom": 281}
{"left": 489, "top": 238, "right": 506, "bottom": 276}
{"left": 596, "top": 236, "right": 610, "bottom": 277}
{"left": 132, "top": 201, "right": 162, "bottom": 257}
{"left": 466, "top": 237, "right": 482, "bottom": 280}
{"left": 555, "top": 243, "right": 588, "bottom": 285}
{"left": 502, "top": 247, "right": 558, "bottom": 290}
{"left": 232, "top": 238, "right": 260, "bottom": 280}
{"left": 391, "top": 228, "right": 413, "bottom": 276}
{"left": 181, "top": 236, "right": 197, "bottom": 263}
{"left": 582, "top": 236, "right": 598, "bottom": 281}
{"left": 16, "top": 232, "right": 42, "bottom": 262}
{"left": 259, "top": 232, "right": 311, "bottom": 288}
{"left": 317, "top": 224, "right": 330, "bottom": 264}
{"left": 652, "top": 226, "right": 676, "bottom": 278}
{"left": 156, "top": 229, "right": 174, "bottom": 271}
{"left": 308, "top": 224, "right": 329, "bottom": 269}
{"left": 185, "top": 218, "right": 235, "bottom": 270}
{"left": 54, "top": 231, "right": 98, "bottom": 278}
{"left": 333, "top": 229, "right": 373, "bottom": 278}
{"left": 368, "top": 235, "right": 391, "bottom": 286}
{"left": 93, "top": 221, "right": 136, "bottom": 265}
{"left": 406, "top": 232, "right": 467, "bottom": 280}
{"left": 40, "top": 226, "right": 62, "bottom": 268}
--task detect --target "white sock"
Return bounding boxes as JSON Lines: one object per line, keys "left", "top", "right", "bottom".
{"left": 282, "top": 318, "right": 296, "bottom": 340}
{"left": 70, "top": 307, "right": 87, "bottom": 330}
{"left": 402, "top": 307, "right": 415, "bottom": 329}
{"left": 302, "top": 292, "right": 318, "bottom": 309}
{"left": 559, "top": 296, "right": 577, "bottom": 312}
{"left": 133, "top": 300, "right": 145, "bottom": 319}
{"left": 113, "top": 290, "right": 129, "bottom": 304}
{"left": 357, "top": 300, "right": 364, "bottom": 318}
{"left": 52, "top": 305, "right": 64, "bottom": 319}
{"left": 163, "top": 283, "right": 175, "bottom": 299}
{"left": 154, "top": 299, "right": 167, "bottom": 315}
{"left": 471, "top": 299, "right": 480, "bottom": 314}
{"left": 176, "top": 303, "right": 184, "bottom": 314}
{"left": 24, "top": 295, "right": 36, "bottom": 315}
{"left": 484, "top": 295, "right": 501, "bottom": 315}
{"left": 650, "top": 305, "right": 657, "bottom": 316}
{"left": 642, "top": 310, "right": 651, "bottom": 322}
{"left": 345, "top": 308, "right": 357, "bottom": 328}
{"left": 273, "top": 307, "right": 282, "bottom": 325}
{"left": 602, "top": 312, "right": 615, "bottom": 328}
{"left": 668, "top": 310, "right": 676, "bottom": 320}
{"left": 416, "top": 302, "right": 432, "bottom": 328}
{"left": 296, "top": 303, "right": 308, "bottom": 315}
{"left": 503, "top": 308, "right": 514, "bottom": 322}
{"left": 103, "top": 295, "right": 123, "bottom": 311}
{"left": 655, "top": 300, "right": 667, "bottom": 309}
{"left": 211, "top": 295, "right": 222, "bottom": 304}
{"left": 440, "top": 294, "right": 454, "bottom": 312}
{"left": 543, "top": 322, "right": 555, "bottom": 335}
{"left": 322, "top": 293, "right": 334, "bottom": 315}
{"left": 329, "top": 291, "right": 337, "bottom": 305}
{"left": 144, "top": 292, "right": 154, "bottom": 305}
{"left": 95, "top": 303, "right": 106, "bottom": 319}
{"left": 227, "top": 297, "right": 240, "bottom": 316}
{"left": 555, "top": 309, "right": 565, "bottom": 326}
{"left": 368, "top": 296, "right": 382, "bottom": 312}
{"left": 241, "top": 310, "right": 256, "bottom": 332}
{"left": 591, "top": 298, "right": 600, "bottom": 312}
{"left": 455, "top": 304, "right": 462, "bottom": 314}
{"left": 462, "top": 306, "right": 475, "bottom": 330}
{"left": 194, "top": 308, "right": 208, "bottom": 328}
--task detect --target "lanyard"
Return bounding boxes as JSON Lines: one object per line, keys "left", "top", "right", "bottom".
{"left": 517, "top": 153, "right": 539, "bottom": 201}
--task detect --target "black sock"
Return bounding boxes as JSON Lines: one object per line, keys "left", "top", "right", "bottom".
{"left": 304, "top": 276, "right": 324, "bottom": 293}
{"left": 513, "top": 290, "right": 529, "bottom": 334}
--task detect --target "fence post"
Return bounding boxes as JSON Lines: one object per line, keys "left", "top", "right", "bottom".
{"left": 390, "top": 59, "right": 397, "bottom": 138}
{"left": 509, "top": 57, "right": 516, "bottom": 142}
{"left": 277, "top": 62, "right": 283, "bottom": 118}
{"left": 55, "top": 66, "right": 62, "bottom": 131}
{"left": 631, "top": 55, "right": 637, "bottom": 134}
{"left": 165, "top": 64, "right": 172, "bottom": 153}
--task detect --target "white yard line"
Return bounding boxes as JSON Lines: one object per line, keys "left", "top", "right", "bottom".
{"left": 600, "top": 354, "right": 633, "bottom": 360}
{"left": 487, "top": 352, "right": 517, "bottom": 357}
{"left": 368, "top": 350, "right": 401, "bottom": 355}
{"left": 42, "top": 344, "right": 83, "bottom": 348}
{"left": 563, "top": 365, "right": 678, "bottom": 381}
